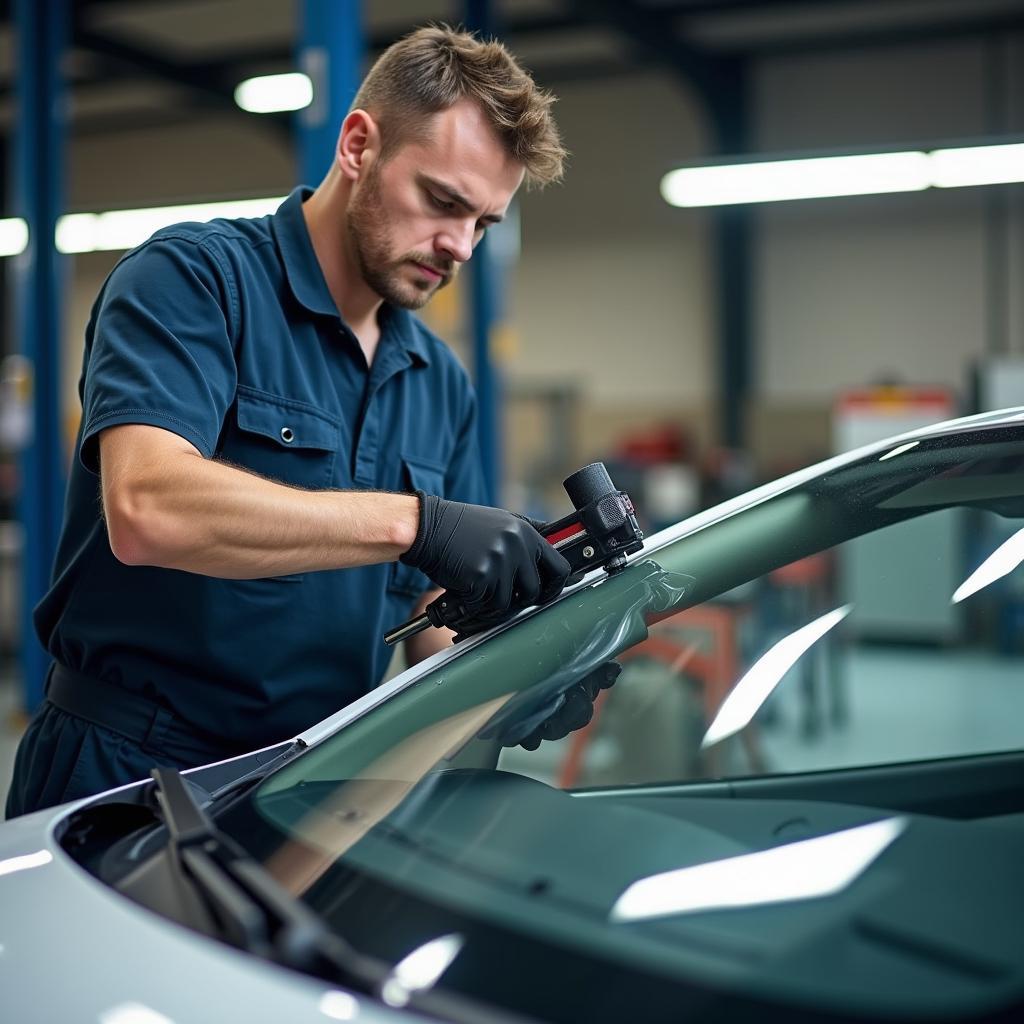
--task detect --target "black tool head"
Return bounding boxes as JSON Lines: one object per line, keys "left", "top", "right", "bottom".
{"left": 563, "top": 462, "right": 616, "bottom": 511}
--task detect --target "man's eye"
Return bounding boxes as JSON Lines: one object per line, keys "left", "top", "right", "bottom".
{"left": 430, "top": 193, "right": 455, "bottom": 212}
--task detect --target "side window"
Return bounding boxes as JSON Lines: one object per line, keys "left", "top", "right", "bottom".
{"left": 500, "top": 506, "right": 1024, "bottom": 787}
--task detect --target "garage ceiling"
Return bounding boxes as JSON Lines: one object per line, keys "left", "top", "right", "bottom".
{"left": 0, "top": 0, "right": 1020, "bottom": 139}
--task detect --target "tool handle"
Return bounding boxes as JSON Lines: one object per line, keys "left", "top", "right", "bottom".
{"left": 382, "top": 613, "right": 432, "bottom": 647}
{"left": 383, "top": 590, "right": 476, "bottom": 646}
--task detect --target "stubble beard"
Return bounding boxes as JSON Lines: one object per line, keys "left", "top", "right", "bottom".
{"left": 348, "top": 166, "right": 454, "bottom": 311}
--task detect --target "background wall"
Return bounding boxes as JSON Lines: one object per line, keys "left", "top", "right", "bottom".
{"left": 52, "top": 20, "right": 1024, "bottom": 486}
{"left": 752, "top": 35, "right": 1024, "bottom": 464}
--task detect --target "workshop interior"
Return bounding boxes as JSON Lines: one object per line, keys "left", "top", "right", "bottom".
{"left": 5, "top": 0, "right": 1023, "bottom": 793}
{"left": 2, "top": 1, "right": 1024, "bottom": 1020}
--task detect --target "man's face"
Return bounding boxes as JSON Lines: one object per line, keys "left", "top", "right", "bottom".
{"left": 347, "top": 99, "right": 525, "bottom": 310}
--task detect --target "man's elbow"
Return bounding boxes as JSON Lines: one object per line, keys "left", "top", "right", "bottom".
{"left": 104, "top": 483, "right": 180, "bottom": 567}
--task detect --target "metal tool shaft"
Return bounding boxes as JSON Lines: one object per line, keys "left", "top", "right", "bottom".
{"left": 383, "top": 613, "right": 431, "bottom": 647}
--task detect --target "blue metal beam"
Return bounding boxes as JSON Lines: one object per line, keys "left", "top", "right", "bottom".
{"left": 706, "top": 58, "right": 753, "bottom": 451}
{"left": 297, "top": 0, "right": 364, "bottom": 187}
{"left": 12, "top": 0, "right": 68, "bottom": 711}
{"left": 464, "top": 0, "right": 503, "bottom": 504}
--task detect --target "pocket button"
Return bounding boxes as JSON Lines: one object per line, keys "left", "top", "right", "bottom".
{"left": 280, "top": 426, "right": 295, "bottom": 444}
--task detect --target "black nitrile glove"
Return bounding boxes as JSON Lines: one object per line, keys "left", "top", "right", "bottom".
{"left": 402, "top": 492, "right": 571, "bottom": 619}
{"left": 502, "top": 662, "right": 621, "bottom": 751}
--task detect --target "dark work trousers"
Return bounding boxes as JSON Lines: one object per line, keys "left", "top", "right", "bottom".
{"left": 4, "top": 702, "right": 195, "bottom": 818}
{"left": 5, "top": 664, "right": 235, "bottom": 819}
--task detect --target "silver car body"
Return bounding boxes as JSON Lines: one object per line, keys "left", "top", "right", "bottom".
{"left": 2, "top": 405, "right": 1022, "bottom": 1023}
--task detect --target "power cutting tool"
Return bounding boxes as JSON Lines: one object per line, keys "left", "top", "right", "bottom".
{"left": 383, "top": 462, "right": 644, "bottom": 646}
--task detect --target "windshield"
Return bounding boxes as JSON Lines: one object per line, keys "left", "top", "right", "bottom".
{"left": 216, "top": 423, "right": 1024, "bottom": 1022}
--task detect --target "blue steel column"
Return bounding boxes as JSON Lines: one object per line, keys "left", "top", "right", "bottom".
{"left": 297, "top": 0, "right": 363, "bottom": 187}
{"left": 12, "top": 0, "right": 68, "bottom": 710}
{"left": 465, "top": 0, "right": 503, "bottom": 504}
{"left": 706, "top": 58, "right": 752, "bottom": 451}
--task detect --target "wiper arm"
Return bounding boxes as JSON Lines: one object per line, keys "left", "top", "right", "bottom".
{"left": 150, "top": 768, "right": 386, "bottom": 990}
{"left": 151, "top": 769, "right": 537, "bottom": 1024}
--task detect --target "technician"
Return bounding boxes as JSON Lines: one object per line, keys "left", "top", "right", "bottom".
{"left": 6, "top": 26, "right": 576, "bottom": 817}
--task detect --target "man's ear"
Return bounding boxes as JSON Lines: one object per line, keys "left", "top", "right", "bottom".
{"left": 336, "top": 109, "right": 381, "bottom": 182}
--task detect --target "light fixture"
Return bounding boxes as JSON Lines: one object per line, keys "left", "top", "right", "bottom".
{"left": 931, "top": 142, "right": 1024, "bottom": 189}
{"left": 0, "top": 218, "right": 29, "bottom": 257}
{"left": 662, "top": 140, "right": 1024, "bottom": 207}
{"left": 661, "top": 151, "right": 931, "bottom": 207}
{"left": 611, "top": 817, "right": 906, "bottom": 922}
{"left": 235, "top": 72, "right": 314, "bottom": 113}
{"left": 55, "top": 197, "right": 286, "bottom": 254}
{"left": 701, "top": 605, "right": 851, "bottom": 749}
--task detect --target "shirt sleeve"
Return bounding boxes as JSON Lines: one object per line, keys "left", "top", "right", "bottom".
{"left": 444, "top": 387, "right": 489, "bottom": 507}
{"left": 79, "top": 236, "right": 239, "bottom": 475}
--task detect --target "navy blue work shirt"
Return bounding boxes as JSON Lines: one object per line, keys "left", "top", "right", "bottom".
{"left": 35, "top": 187, "right": 487, "bottom": 753}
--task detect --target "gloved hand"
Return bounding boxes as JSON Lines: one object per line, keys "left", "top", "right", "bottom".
{"left": 401, "top": 492, "right": 571, "bottom": 619}
{"left": 503, "top": 662, "right": 621, "bottom": 751}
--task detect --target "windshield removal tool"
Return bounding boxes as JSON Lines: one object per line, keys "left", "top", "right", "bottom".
{"left": 383, "top": 462, "right": 645, "bottom": 646}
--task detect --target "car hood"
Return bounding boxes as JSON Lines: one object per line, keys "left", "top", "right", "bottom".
{"left": 0, "top": 803, "right": 426, "bottom": 1023}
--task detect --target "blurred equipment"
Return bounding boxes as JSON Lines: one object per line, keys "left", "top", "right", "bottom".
{"left": 607, "top": 424, "right": 700, "bottom": 533}
{"left": 834, "top": 386, "right": 959, "bottom": 642}
{"left": 972, "top": 356, "right": 1024, "bottom": 413}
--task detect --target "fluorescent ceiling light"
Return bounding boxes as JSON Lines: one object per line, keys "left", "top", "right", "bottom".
{"left": 235, "top": 72, "right": 313, "bottom": 113}
{"left": 662, "top": 141, "right": 1024, "bottom": 207}
{"left": 661, "top": 152, "right": 930, "bottom": 207}
{"left": 931, "top": 142, "right": 1024, "bottom": 188}
{"left": 952, "top": 526, "right": 1024, "bottom": 604}
{"left": 55, "top": 197, "right": 285, "bottom": 254}
{"left": 611, "top": 817, "right": 906, "bottom": 922}
{"left": 0, "top": 218, "right": 29, "bottom": 257}
{"left": 701, "top": 604, "right": 851, "bottom": 749}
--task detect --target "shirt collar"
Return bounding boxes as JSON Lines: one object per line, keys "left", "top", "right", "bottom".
{"left": 379, "top": 305, "right": 431, "bottom": 367}
{"left": 271, "top": 186, "right": 431, "bottom": 366}
{"left": 271, "top": 187, "right": 338, "bottom": 320}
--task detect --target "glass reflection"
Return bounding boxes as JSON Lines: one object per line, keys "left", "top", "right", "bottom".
{"left": 612, "top": 817, "right": 906, "bottom": 922}
{"left": 701, "top": 605, "right": 851, "bottom": 749}
{"left": 953, "top": 526, "right": 1024, "bottom": 604}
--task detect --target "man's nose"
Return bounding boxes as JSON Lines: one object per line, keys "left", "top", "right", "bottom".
{"left": 436, "top": 220, "right": 475, "bottom": 264}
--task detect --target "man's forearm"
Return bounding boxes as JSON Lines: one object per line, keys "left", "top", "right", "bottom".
{"left": 101, "top": 424, "right": 419, "bottom": 577}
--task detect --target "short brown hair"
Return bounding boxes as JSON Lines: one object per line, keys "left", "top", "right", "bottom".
{"left": 352, "top": 24, "right": 566, "bottom": 188}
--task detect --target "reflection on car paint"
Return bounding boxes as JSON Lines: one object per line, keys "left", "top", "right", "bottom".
{"left": 0, "top": 850, "right": 52, "bottom": 877}
{"left": 381, "top": 933, "right": 464, "bottom": 1009}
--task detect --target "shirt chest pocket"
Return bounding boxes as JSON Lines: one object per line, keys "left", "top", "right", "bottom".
{"left": 388, "top": 454, "right": 446, "bottom": 599}
{"left": 224, "top": 388, "right": 338, "bottom": 489}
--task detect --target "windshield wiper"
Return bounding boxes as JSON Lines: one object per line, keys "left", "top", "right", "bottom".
{"left": 150, "top": 769, "right": 538, "bottom": 1024}
{"left": 149, "top": 767, "right": 386, "bottom": 990}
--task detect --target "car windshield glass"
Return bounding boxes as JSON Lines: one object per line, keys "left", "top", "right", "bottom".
{"left": 215, "top": 423, "right": 1024, "bottom": 1022}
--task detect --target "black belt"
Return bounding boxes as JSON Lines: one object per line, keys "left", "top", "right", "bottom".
{"left": 46, "top": 662, "right": 236, "bottom": 766}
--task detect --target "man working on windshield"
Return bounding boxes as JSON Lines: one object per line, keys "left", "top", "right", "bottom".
{"left": 6, "top": 26, "right": 590, "bottom": 817}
